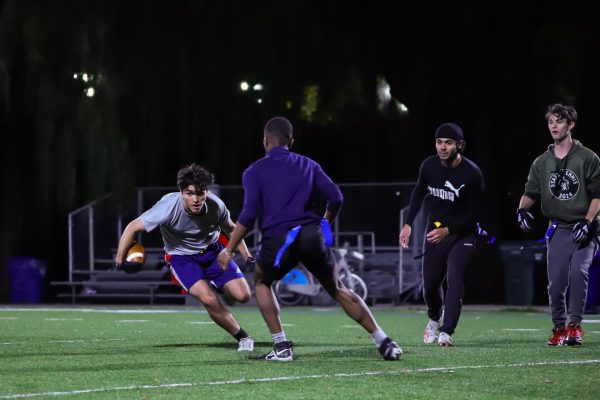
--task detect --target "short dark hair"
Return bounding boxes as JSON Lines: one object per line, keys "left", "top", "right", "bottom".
{"left": 264, "top": 116, "right": 293, "bottom": 145}
{"left": 176, "top": 163, "right": 214, "bottom": 191}
{"left": 545, "top": 103, "right": 577, "bottom": 124}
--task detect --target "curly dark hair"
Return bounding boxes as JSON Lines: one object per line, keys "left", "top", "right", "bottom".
{"left": 176, "top": 163, "right": 214, "bottom": 191}
{"left": 545, "top": 103, "right": 577, "bottom": 124}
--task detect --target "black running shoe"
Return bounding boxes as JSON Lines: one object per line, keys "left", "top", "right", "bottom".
{"left": 378, "top": 337, "right": 402, "bottom": 360}
{"left": 263, "top": 340, "right": 294, "bottom": 362}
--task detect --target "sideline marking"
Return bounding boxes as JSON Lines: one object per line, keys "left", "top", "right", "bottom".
{"left": 582, "top": 319, "right": 600, "bottom": 323}
{"left": 1, "top": 359, "right": 598, "bottom": 399}
{"left": 503, "top": 329, "right": 540, "bottom": 332}
{"left": 2, "top": 338, "right": 125, "bottom": 346}
{"left": 0, "top": 317, "right": 18, "bottom": 320}
{"left": 0, "top": 308, "right": 206, "bottom": 314}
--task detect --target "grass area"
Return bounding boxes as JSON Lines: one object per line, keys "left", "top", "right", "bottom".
{"left": 0, "top": 305, "right": 599, "bottom": 399}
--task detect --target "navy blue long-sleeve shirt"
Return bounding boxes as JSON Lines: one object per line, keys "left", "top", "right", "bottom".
{"left": 238, "top": 147, "right": 343, "bottom": 238}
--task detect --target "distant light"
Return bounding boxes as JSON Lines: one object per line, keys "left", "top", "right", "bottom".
{"left": 257, "top": 98, "right": 263, "bottom": 104}
{"left": 376, "top": 76, "right": 392, "bottom": 110}
{"left": 285, "top": 100, "right": 292, "bottom": 109}
{"left": 72, "top": 73, "right": 78, "bottom": 79}
{"left": 85, "top": 87, "right": 95, "bottom": 98}
{"left": 253, "top": 83, "right": 263, "bottom": 91}
{"left": 395, "top": 101, "right": 408, "bottom": 114}
{"left": 240, "top": 81, "right": 249, "bottom": 91}
{"left": 82, "top": 73, "right": 89, "bottom": 82}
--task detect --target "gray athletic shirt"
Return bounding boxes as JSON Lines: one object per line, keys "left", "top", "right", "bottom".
{"left": 140, "top": 191, "right": 230, "bottom": 255}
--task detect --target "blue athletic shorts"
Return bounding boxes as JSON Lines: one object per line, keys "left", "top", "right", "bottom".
{"left": 167, "top": 242, "right": 244, "bottom": 292}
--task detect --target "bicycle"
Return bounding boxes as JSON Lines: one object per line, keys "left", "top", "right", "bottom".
{"left": 273, "top": 245, "right": 368, "bottom": 306}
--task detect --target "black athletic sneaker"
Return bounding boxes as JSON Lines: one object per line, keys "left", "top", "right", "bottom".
{"left": 263, "top": 341, "right": 294, "bottom": 362}
{"left": 378, "top": 337, "right": 402, "bottom": 360}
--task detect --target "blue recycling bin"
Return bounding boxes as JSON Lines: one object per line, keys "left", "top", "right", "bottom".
{"left": 8, "top": 257, "right": 47, "bottom": 303}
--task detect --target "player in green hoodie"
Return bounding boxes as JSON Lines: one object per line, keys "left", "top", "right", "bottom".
{"left": 517, "top": 103, "right": 600, "bottom": 346}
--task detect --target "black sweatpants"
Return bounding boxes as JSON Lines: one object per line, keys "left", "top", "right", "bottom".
{"left": 422, "top": 233, "right": 476, "bottom": 336}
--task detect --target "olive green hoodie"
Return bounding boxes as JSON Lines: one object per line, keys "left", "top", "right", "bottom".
{"left": 524, "top": 140, "right": 600, "bottom": 227}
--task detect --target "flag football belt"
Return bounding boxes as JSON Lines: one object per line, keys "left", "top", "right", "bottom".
{"left": 274, "top": 219, "right": 333, "bottom": 269}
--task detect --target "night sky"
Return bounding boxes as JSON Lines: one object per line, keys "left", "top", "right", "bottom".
{"left": 1, "top": 1, "right": 599, "bottom": 300}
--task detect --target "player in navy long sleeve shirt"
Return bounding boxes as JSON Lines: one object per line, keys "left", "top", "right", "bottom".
{"left": 220, "top": 117, "right": 401, "bottom": 361}
{"left": 237, "top": 146, "right": 342, "bottom": 238}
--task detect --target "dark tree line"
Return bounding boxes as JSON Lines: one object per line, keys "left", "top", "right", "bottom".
{"left": 0, "top": 0, "right": 598, "bottom": 299}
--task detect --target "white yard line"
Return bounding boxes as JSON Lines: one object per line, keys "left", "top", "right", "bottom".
{"left": 1, "top": 359, "right": 598, "bottom": 399}
{"left": 44, "top": 318, "right": 84, "bottom": 321}
{"left": 503, "top": 328, "right": 540, "bottom": 331}
{"left": 0, "top": 308, "right": 206, "bottom": 314}
{"left": 2, "top": 338, "right": 124, "bottom": 346}
{"left": 185, "top": 321, "right": 215, "bottom": 324}
{"left": 116, "top": 320, "right": 150, "bottom": 323}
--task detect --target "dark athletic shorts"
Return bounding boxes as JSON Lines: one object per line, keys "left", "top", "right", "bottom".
{"left": 257, "top": 222, "right": 335, "bottom": 286}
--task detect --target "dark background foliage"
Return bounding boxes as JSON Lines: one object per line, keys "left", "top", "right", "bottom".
{"left": 1, "top": 0, "right": 598, "bottom": 300}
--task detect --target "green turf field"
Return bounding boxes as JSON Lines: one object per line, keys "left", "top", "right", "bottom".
{"left": 0, "top": 305, "right": 598, "bottom": 399}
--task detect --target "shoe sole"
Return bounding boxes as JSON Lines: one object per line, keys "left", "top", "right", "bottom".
{"left": 423, "top": 334, "right": 438, "bottom": 344}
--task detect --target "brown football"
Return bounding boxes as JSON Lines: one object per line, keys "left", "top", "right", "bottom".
{"left": 126, "top": 243, "right": 146, "bottom": 264}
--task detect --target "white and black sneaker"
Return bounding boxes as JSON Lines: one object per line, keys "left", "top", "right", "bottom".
{"left": 237, "top": 336, "right": 254, "bottom": 352}
{"left": 378, "top": 337, "right": 402, "bottom": 360}
{"left": 263, "top": 341, "right": 294, "bottom": 362}
{"left": 438, "top": 331, "right": 453, "bottom": 347}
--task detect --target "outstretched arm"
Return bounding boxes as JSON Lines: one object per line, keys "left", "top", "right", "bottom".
{"left": 222, "top": 218, "right": 252, "bottom": 261}
{"left": 217, "top": 222, "right": 249, "bottom": 270}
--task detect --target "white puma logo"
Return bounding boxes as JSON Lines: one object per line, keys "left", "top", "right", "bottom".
{"left": 444, "top": 181, "right": 465, "bottom": 198}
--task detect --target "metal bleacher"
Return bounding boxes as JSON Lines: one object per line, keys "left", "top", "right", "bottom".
{"left": 52, "top": 182, "right": 423, "bottom": 305}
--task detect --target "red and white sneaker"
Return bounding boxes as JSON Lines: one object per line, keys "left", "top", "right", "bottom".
{"left": 547, "top": 326, "right": 567, "bottom": 346}
{"left": 565, "top": 322, "right": 583, "bottom": 346}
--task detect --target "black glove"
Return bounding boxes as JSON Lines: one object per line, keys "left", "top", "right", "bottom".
{"left": 244, "top": 256, "right": 256, "bottom": 272}
{"left": 117, "top": 261, "right": 143, "bottom": 274}
{"left": 517, "top": 208, "right": 534, "bottom": 232}
{"left": 571, "top": 219, "right": 592, "bottom": 243}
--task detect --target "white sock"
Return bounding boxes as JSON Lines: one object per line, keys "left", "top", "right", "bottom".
{"left": 272, "top": 331, "right": 287, "bottom": 344}
{"left": 371, "top": 327, "right": 387, "bottom": 347}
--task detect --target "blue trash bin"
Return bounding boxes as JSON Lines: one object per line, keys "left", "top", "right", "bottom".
{"left": 8, "top": 257, "right": 47, "bottom": 303}
{"left": 586, "top": 251, "right": 600, "bottom": 313}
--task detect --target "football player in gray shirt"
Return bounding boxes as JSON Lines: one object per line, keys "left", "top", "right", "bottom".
{"left": 115, "top": 163, "right": 256, "bottom": 351}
